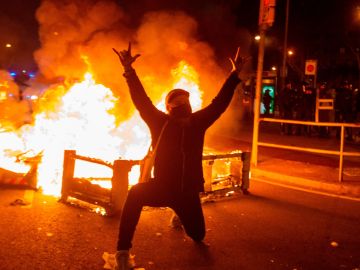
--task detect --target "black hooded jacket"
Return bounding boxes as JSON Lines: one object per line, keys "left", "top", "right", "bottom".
{"left": 123, "top": 70, "right": 241, "bottom": 193}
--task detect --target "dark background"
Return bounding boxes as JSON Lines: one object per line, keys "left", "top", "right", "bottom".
{"left": 1, "top": 0, "right": 360, "bottom": 86}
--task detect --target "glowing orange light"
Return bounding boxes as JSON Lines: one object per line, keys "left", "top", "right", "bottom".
{"left": 0, "top": 61, "right": 204, "bottom": 196}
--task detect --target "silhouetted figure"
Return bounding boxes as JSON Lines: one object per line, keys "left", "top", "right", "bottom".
{"left": 112, "top": 43, "right": 246, "bottom": 270}
{"left": 335, "top": 81, "right": 354, "bottom": 140}
{"left": 355, "top": 88, "right": 360, "bottom": 140}
{"left": 318, "top": 82, "right": 331, "bottom": 138}
{"left": 279, "top": 82, "right": 295, "bottom": 135}
{"left": 262, "top": 89, "right": 272, "bottom": 116}
{"left": 356, "top": 88, "right": 360, "bottom": 122}
{"left": 302, "top": 82, "right": 316, "bottom": 136}
{"left": 292, "top": 86, "right": 304, "bottom": 135}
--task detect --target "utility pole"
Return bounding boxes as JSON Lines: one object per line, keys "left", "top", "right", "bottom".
{"left": 251, "top": 0, "right": 276, "bottom": 166}
{"left": 251, "top": 25, "right": 266, "bottom": 166}
{"left": 280, "top": 0, "right": 290, "bottom": 92}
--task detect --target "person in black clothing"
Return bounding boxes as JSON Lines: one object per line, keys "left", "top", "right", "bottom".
{"left": 292, "top": 86, "right": 304, "bottom": 135}
{"left": 278, "top": 82, "right": 295, "bottom": 135}
{"left": 335, "top": 81, "right": 354, "bottom": 140}
{"left": 318, "top": 82, "right": 331, "bottom": 138}
{"left": 356, "top": 88, "right": 360, "bottom": 122}
{"left": 262, "top": 89, "right": 272, "bottom": 116}
{"left": 355, "top": 88, "right": 360, "bottom": 140}
{"left": 302, "top": 83, "right": 316, "bottom": 136}
{"left": 112, "top": 43, "right": 246, "bottom": 270}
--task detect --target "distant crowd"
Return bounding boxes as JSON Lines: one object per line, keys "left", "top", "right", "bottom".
{"left": 267, "top": 81, "right": 360, "bottom": 142}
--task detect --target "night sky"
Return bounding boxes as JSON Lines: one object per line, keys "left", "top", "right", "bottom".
{"left": 1, "top": 0, "right": 359, "bottom": 83}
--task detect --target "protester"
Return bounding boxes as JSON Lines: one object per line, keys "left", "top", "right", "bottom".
{"left": 318, "top": 82, "right": 331, "bottom": 138}
{"left": 356, "top": 88, "right": 360, "bottom": 122}
{"left": 335, "top": 81, "right": 354, "bottom": 140}
{"left": 278, "top": 82, "right": 295, "bottom": 135}
{"left": 355, "top": 88, "right": 360, "bottom": 141}
{"left": 301, "top": 82, "right": 317, "bottom": 135}
{"left": 292, "top": 85, "right": 304, "bottom": 135}
{"left": 262, "top": 89, "right": 273, "bottom": 116}
{"left": 112, "top": 43, "right": 246, "bottom": 270}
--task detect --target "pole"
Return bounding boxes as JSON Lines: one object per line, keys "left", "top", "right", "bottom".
{"left": 357, "top": 51, "right": 360, "bottom": 91}
{"left": 280, "top": 0, "right": 290, "bottom": 91}
{"left": 338, "top": 126, "right": 344, "bottom": 182}
{"left": 251, "top": 23, "right": 267, "bottom": 166}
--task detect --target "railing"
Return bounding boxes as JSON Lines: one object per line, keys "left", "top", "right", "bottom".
{"left": 253, "top": 118, "right": 360, "bottom": 182}
{"left": 61, "top": 150, "right": 251, "bottom": 216}
{"left": 202, "top": 151, "right": 251, "bottom": 192}
{"left": 61, "top": 150, "right": 137, "bottom": 216}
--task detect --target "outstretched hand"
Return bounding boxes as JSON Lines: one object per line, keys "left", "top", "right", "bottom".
{"left": 113, "top": 42, "right": 140, "bottom": 72}
{"left": 229, "top": 47, "right": 250, "bottom": 74}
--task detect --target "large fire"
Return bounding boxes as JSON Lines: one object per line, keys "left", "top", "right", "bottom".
{"left": 0, "top": 61, "right": 203, "bottom": 196}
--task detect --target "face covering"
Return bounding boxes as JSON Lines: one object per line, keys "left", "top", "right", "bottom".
{"left": 169, "top": 103, "right": 192, "bottom": 118}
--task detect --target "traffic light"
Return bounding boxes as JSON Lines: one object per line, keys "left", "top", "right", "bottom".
{"left": 259, "top": 0, "right": 276, "bottom": 27}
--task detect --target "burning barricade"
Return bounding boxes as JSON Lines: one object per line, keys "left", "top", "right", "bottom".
{"left": 0, "top": 66, "right": 250, "bottom": 216}
{"left": 60, "top": 149, "right": 250, "bottom": 216}
{"left": 60, "top": 150, "right": 138, "bottom": 216}
{"left": 0, "top": 150, "right": 41, "bottom": 189}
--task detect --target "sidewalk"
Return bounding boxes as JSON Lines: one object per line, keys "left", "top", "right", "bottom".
{"left": 252, "top": 156, "right": 360, "bottom": 199}
{"left": 207, "top": 121, "right": 360, "bottom": 199}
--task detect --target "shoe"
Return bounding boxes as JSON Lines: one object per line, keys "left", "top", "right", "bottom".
{"left": 241, "top": 189, "right": 250, "bottom": 195}
{"left": 115, "top": 250, "right": 136, "bottom": 270}
{"left": 170, "top": 213, "right": 183, "bottom": 230}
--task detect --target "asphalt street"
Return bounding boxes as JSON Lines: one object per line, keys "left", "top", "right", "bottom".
{"left": 1, "top": 179, "right": 359, "bottom": 270}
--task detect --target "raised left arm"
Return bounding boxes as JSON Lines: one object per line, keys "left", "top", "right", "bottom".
{"left": 193, "top": 47, "right": 249, "bottom": 127}
{"left": 113, "top": 43, "right": 163, "bottom": 125}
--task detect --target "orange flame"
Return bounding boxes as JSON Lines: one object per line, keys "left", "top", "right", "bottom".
{"left": 0, "top": 61, "right": 203, "bottom": 196}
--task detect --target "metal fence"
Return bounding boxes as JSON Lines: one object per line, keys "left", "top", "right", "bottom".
{"left": 61, "top": 150, "right": 251, "bottom": 216}
{"left": 253, "top": 118, "right": 360, "bottom": 182}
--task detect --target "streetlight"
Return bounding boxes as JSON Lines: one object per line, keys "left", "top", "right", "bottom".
{"left": 5, "top": 43, "right": 12, "bottom": 48}
{"left": 251, "top": 0, "right": 277, "bottom": 166}
{"left": 280, "top": 0, "right": 290, "bottom": 92}
{"left": 355, "top": 6, "right": 360, "bottom": 21}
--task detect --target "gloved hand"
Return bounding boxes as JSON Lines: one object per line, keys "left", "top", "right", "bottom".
{"left": 113, "top": 42, "right": 140, "bottom": 73}
{"left": 229, "top": 47, "right": 250, "bottom": 75}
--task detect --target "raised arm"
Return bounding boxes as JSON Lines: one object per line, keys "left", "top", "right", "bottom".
{"left": 113, "top": 43, "right": 162, "bottom": 124}
{"left": 194, "top": 47, "right": 249, "bottom": 127}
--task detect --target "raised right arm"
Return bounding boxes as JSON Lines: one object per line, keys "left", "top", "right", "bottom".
{"left": 113, "top": 43, "right": 162, "bottom": 124}
{"left": 123, "top": 69, "right": 160, "bottom": 122}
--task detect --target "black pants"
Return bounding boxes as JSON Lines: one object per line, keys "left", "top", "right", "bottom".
{"left": 117, "top": 181, "right": 205, "bottom": 250}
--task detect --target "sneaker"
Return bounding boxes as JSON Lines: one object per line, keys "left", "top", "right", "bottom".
{"left": 170, "top": 213, "right": 183, "bottom": 230}
{"left": 115, "top": 250, "right": 136, "bottom": 270}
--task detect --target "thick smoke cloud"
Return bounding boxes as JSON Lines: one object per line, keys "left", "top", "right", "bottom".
{"left": 34, "top": 0, "right": 251, "bottom": 133}
{"left": 34, "top": 0, "right": 127, "bottom": 80}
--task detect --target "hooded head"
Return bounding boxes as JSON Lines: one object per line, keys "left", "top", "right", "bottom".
{"left": 165, "top": 89, "right": 192, "bottom": 117}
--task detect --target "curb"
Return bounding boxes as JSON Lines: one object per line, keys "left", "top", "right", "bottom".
{"left": 251, "top": 168, "right": 360, "bottom": 199}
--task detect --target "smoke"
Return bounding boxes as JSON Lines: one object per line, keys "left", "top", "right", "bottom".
{"left": 34, "top": 0, "right": 126, "bottom": 80}
{"left": 0, "top": 70, "right": 31, "bottom": 129}
{"left": 134, "top": 10, "right": 227, "bottom": 104}
{"left": 33, "top": 0, "right": 251, "bottom": 133}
